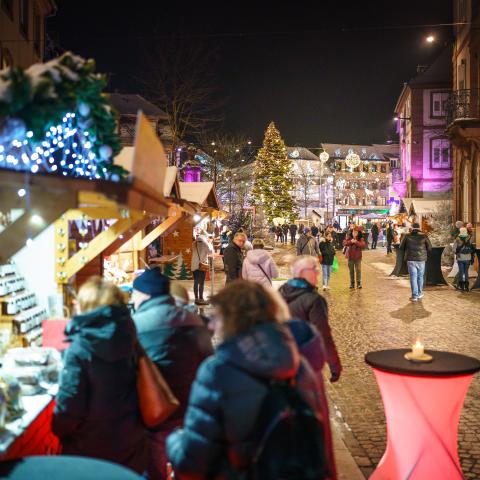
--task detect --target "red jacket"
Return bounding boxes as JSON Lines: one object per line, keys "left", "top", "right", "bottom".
{"left": 343, "top": 237, "right": 366, "bottom": 260}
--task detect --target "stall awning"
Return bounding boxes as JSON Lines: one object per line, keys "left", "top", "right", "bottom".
{"left": 406, "top": 198, "right": 452, "bottom": 216}
{"left": 179, "top": 181, "right": 220, "bottom": 210}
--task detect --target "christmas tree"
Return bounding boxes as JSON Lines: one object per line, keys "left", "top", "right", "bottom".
{"left": 252, "top": 122, "right": 297, "bottom": 223}
{"left": 177, "top": 262, "right": 191, "bottom": 280}
{"left": 163, "top": 262, "right": 175, "bottom": 279}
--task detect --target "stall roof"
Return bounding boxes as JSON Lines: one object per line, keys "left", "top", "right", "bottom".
{"left": 164, "top": 166, "right": 180, "bottom": 198}
{"left": 179, "top": 181, "right": 220, "bottom": 209}
{"left": 405, "top": 198, "right": 452, "bottom": 215}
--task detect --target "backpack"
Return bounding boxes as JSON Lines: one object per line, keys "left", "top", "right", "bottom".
{"left": 457, "top": 239, "right": 473, "bottom": 256}
{"left": 244, "top": 379, "right": 328, "bottom": 480}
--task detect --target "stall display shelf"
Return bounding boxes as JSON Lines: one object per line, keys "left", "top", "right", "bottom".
{"left": 0, "top": 265, "right": 47, "bottom": 348}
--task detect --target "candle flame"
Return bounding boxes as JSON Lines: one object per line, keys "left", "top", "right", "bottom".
{"left": 414, "top": 340, "right": 423, "bottom": 348}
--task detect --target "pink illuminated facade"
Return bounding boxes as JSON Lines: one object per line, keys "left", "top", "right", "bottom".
{"left": 394, "top": 47, "right": 453, "bottom": 200}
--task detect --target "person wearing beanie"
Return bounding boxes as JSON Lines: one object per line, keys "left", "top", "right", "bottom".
{"left": 453, "top": 227, "right": 475, "bottom": 292}
{"left": 399, "top": 223, "right": 432, "bottom": 301}
{"left": 131, "top": 268, "right": 213, "bottom": 479}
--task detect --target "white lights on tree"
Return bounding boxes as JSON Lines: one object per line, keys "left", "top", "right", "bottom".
{"left": 345, "top": 152, "right": 361, "bottom": 168}
{"left": 319, "top": 151, "right": 329, "bottom": 163}
{"left": 290, "top": 149, "right": 300, "bottom": 158}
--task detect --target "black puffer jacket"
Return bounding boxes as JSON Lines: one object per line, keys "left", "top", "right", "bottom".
{"left": 223, "top": 242, "right": 244, "bottom": 282}
{"left": 53, "top": 305, "right": 147, "bottom": 474}
{"left": 279, "top": 279, "right": 342, "bottom": 379}
{"left": 399, "top": 230, "right": 432, "bottom": 262}
{"left": 133, "top": 295, "right": 213, "bottom": 427}
{"left": 166, "top": 323, "right": 323, "bottom": 479}
{"left": 319, "top": 239, "right": 336, "bottom": 266}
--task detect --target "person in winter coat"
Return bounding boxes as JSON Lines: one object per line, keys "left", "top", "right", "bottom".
{"left": 296, "top": 227, "right": 320, "bottom": 256}
{"left": 242, "top": 238, "right": 279, "bottom": 288}
{"left": 286, "top": 319, "right": 337, "bottom": 480}
{"left": 399, "top": 222, "right": 432, "bottom": 301}
{"left": 386, "top": 222, "right": 394, "bottom": 254}
{"left": 282, "top": 223, "right": 289, "bottom": 244}
{"left": 132, "top": 268, "right": 213, "bottom": 480}
{"left": 319, "top": 232, "right": 336, "bottom": 290}
{"left": 279, "top": 256, "right": 342, "bottom": 383}
{"left": 311, "top": 224, "right": 319, "bottom": 239}
{"left": 289, "top": 223, "right": 298, "bottom": 244}
{"left": 275, "top": 225, "right": 283, "bottom": 243}
{"left": 370, "top": 223, "right": 379, "bottom": 249}
{"left": 52, "top": 277, "right": 147, "bottom": 474}
{"left": 453, "top": 227, "right": 475, "bottom": 292}
{"left": 166, "top": 280, "right": 328, "bottom": 480}
{"left": 223, "top": 232, "right": 247, "bottom": 283}
{"left": 191, "top": 232, "right": 214, "bottom": 305}
{"left": 343, "top": 227, "right": 366, "bottom": 289}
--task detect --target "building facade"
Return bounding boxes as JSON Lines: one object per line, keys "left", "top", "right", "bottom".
{"left": 394, "top": 48, "right": 453, "bottom": 200}
{"left": 0, "top": 0, "right": 55, "bottom": 69}
{"left": 446, "top": 0, "right": 480, "bottom": 228}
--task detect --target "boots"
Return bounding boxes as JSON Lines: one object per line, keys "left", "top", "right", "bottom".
{"left": 459, "top": 281, "right": 464, "bottom": 291}
{"left": 465, "top": 281, "right": 470, "bottom": 292}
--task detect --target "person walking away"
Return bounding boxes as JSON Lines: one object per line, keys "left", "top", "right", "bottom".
{"left": 399, "top": 222, "right": 432, "bottom": 301}
{"left": 296, "top": 227, "right": 320, "bottom": 256}
{"left": 223, "top": 232, "right": 246, "bottom": 283}
{"left": 167, "top": 281, "right": 332, "bottom": 479}
{"left": 52, "top": 277, "right": 147, "bottom": 474}
{"left": 275, "top": 225, "right": 283, "bottom": 243}
{"left": 282, "top": 222, "right": 289, "bottom": 245}
{"left": 131, "top": 269, "right": 213, "bottom": 479}
{"left": 319, "top": 232, "right": 336, "bottom": 290}
{"left": 191, "top": 231, "right": 213, "bottom": 305}
{"left": 311, "top": 224, "right": 319, "bottom": 240}
{"left": 343, "top": 227, "right": 366, "bottom": 289}
{"left": 454, "top": 227, "right": 475, "bottom": 291}
{"left": 371, "top": 223, "right": 379, "bottom": 249}
{"left": 242, "top": 238, "right": 279, "bottom": 288}
{"left": 386, "top": 222, "right": 394, "bottom": 254}
{"left": 279, "top": 256, "right": 342, "bottom": 383}
{"left": 289, "top": 222, "right": 298, "bottom": 244}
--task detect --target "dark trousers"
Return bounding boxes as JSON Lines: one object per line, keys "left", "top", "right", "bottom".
{"left": 193, "top": 269, "right": 206, "bottom": 299}
{"left": 348, "top": 259, "right": 362, "bottom": 285}
{"left": 290, "top": 232, "right": 296, "bottom": 244}
{"left": 387, "top": 240, "right": 393, "bottom": 254}
{"left": 371, "top": 236, "right": 378, "bottom": 249}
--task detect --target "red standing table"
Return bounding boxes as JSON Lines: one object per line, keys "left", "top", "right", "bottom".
{"left": 365, "top": 349, "right": 480, "bottom": 480}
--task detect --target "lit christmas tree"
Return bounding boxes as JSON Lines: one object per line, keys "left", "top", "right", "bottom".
{"left": 252, "top": 122, "right": 297, "bottom": 223}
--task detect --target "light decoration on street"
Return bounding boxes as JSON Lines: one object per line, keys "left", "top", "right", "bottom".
{"left": 319, "top": 150, "right": 330, "bottom": 163}
{"left": 345, "top": 152, "right": 361, "bottom": 168}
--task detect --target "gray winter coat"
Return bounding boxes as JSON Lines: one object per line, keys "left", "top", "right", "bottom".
{"left": 191, "top": 236, "right": 213, "bottom": 272}
{"left": 296, "top": 234, "right": 320, "bottom": 256}
{"left": 454, "top": 236, "right": 475, "bottom": 262}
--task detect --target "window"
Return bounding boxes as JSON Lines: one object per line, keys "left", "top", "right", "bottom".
{"left": 380, "top": 164, "right": 387, "bottom": 173}
{"left": 431, "top": 91, "right": 449, "bottom": 118}
{"left": 19, "top": 0, "right": 29, "bottom": 38}
{"left": 363, "top": 163, "right": 369, "bottom": 172}
{"left": 33, "top": 2, "right": 41, "bottom": 55}
{"left": 370, "top": 164, "right": 377, "bottom": 173}
{"left": 430, "top": 138, "right": 451, "bottom": 169}
{"left": 1, "top": 0, "right": 13, "bottom": 18}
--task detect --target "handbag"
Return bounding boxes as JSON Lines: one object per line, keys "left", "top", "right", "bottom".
{"left": 136, "top": 344, "right": 180, "bottom": 428}
{"left": 195, "top": 241, "right": 209, "bottom": 272}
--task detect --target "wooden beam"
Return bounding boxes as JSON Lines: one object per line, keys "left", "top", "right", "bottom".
{"left": 62, "top": 211, "right": 144, "bottom": 281}
{"left": 140, "top": 212, "right": 184, "bottom": 251}
{"left": 103, "top": 216, "right": 152, "bottom": 256}
{"left": 65, "top": 207, "right": 125, "bottom": 220}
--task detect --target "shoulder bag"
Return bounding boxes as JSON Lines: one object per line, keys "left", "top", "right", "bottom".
{"left": 195, "top": 241, "right": 209, "bottom": 272}
{"left": 257, "top": 263, "right": 273, "bottom": 285}
{"left": 136, "top": 343, "right": 180, "bottom": 428}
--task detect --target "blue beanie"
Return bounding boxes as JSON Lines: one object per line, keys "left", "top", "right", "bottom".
{"left": 133, "top": 268, "right": 170, "bottom": 296}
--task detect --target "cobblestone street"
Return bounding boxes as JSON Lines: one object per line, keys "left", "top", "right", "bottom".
{"left": 185, "top": 244, "right": 480, "bottom": 479}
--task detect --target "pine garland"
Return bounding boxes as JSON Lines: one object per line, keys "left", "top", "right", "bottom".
{"left": 252, "top": 122, "right": 298, "bottom": 222}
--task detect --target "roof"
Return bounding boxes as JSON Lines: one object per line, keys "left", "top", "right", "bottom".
{"left": 321, "top": 143, "right": 399, "bottom": 161}
{"left": 403, "top": 198, "right": 452, "bottom": 215}
{"left": 108, "top": 94, "right": 168, "bottom": 118}
{"left": 409, "top": 46, "right": 453, "bottom": 86}
{"left": 164, "top": 166, "right": 179, "bottom": 197}
{"left": 287, "top": 147, "right": 319, "bottom": 161}
{"left": 179, "top": 181, "right": 219, "bottom": 209}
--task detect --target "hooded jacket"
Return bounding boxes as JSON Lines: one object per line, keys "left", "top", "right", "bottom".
{"left": 241, "top": 249, "right": 279, "bottom": 288}
{"left": 223, "top": 242, "right": 244, "bottom": 282}
{"left": 296, "top": 234, "right": 320, "bottom": 256}
{"left": 279, "top": 279, "right": 341, "bottom": 378}
{"left": 133, "top": 295, "right": 213, "bottom": 427}
{"left": 166, "top": 323, "right": 323, "bottom": 479}
{"left": 191, "top": 235, "right": 213, "bottom": 272}
{"left": 319, "top": 239, "right": 336, "bottom": 266}
{"left": 453, "top": 235, "right": 475, "bottom": 262}
{"left": 52, "top": 305, "right": 147, "bottom": 473}
{"left": 399, "top": 229, "right": 432, "bottom": 262}
{"left": 343, "top": 233, "right": 366, "bottom": 261}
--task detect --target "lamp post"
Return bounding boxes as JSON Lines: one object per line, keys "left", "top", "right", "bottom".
{"left": 319, "top": 149, "right": 330, "bottom": 223}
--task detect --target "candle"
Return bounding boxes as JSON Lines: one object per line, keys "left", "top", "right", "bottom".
{"left": 411, "top": 340, "right": 424, "bottom": 358}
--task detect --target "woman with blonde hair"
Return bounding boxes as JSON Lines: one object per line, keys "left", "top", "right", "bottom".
{"left": 53, "top": 276, "right": 147, "bottom": 474}
{"left": 167, "top": 280, "right": 333, "bottom": 479}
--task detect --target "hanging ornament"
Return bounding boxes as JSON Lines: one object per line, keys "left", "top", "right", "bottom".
{"left": 345, "top": 152, "right": 361, "bottom": 169}
{"left": 78, "top": 102, "right": 91, "bottom": 117}
{"left": 99, "top": 145, "right": 112, "bottom": 160}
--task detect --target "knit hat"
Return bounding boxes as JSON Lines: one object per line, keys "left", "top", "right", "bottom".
{"left": 412, "top": 222, "right": 421, "bottom": 229}
{"left": 459, "top": 227, "right": 469, "bottom": 238}
{"left": 133, "top": 268, "right": 170, "bottom": 296}
{"left": 455, "top": 220, "right": 464, "bottom": 228}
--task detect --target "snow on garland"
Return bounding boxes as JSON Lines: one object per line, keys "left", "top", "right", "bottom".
{"left": 0, "top": 52, "right": 125, "bottom": 180}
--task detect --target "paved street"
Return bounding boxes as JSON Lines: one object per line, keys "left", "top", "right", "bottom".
{"left": 183, "top": 243, "right": 480, "bottom": 479}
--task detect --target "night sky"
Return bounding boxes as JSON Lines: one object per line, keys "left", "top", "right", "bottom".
{"left": 48, "top": 1, "right": 453, "bottom": 147}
